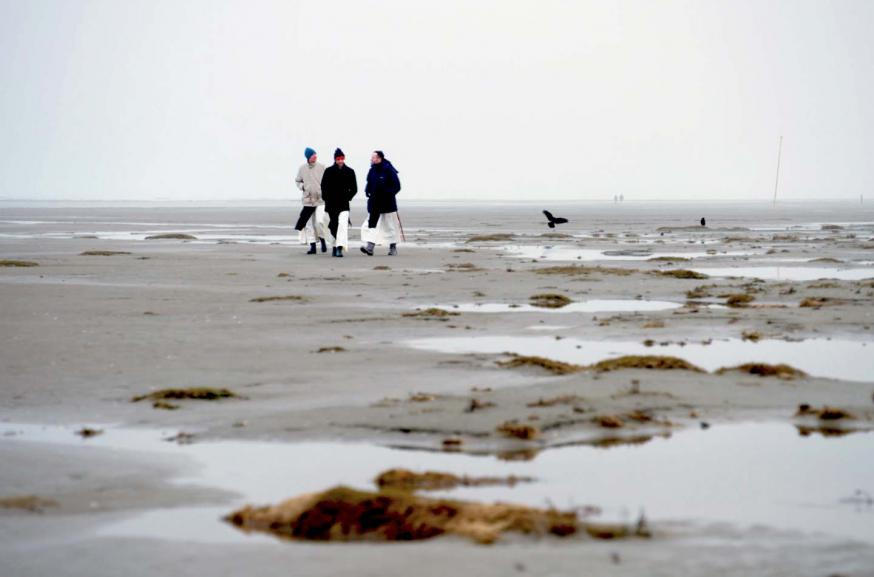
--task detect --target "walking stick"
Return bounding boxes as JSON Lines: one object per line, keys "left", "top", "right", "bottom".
{"left": 396, "top": 210, "right": 406, "bottom": 243}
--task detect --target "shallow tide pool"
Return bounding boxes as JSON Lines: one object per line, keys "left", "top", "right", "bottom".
{"left": 506, "top": 245, "right": 760, "bottom": 262}
{"left": 2, "top": 422, "right": 872, "bottom": 545}
{"left": 405, "top": 336, "right": 874, "bottom": 382}
{"left": 430, "top": 300, "right": 684, "bottom": 314}
{"left": 690, "top": 266, "right": 874, "bottom": 282}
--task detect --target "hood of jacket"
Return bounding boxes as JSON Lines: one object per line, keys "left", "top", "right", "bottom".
{"left": 376, "top": 159, "right": 398, "bottom": 174}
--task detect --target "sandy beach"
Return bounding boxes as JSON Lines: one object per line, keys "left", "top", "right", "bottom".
{"left": 2, "top": 200, "right": 874, "bottom": 576}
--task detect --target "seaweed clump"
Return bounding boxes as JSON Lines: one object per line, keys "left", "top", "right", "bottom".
{"left": 648, "top": 256, "right": 689, "bottom": 262}
{"left": 809, "top": 257, "right": 843, "bottom": 263}
{"left": 799, "top": 297, "right": 833, "bottom": 308}
{"left": 496, "top": 421, "right": 541, "bottom": 440}
{"left": 724, "top": 294, "right": 755, "bottom": 308}
{"left": 589, "top": 355, "right": 704, "bottom": 373}
{"left": 145, "top": 233, "right": 197, "bottom": 240}
{"left": 0, "top": 260, "right": 39, "bottom": 267}
{"left": 686, "top": 285, "right": 714, "bottom": 299}
{"left": 535, "top": 265, "right": 634, "bottom": 277}
{"left": 716, "top": 363, "right": 806, "bottom": 380}
{"left": 152, "top": 401, "right": 180, "bottom": 410}
{"left": 465, "top": 398, "right": 495, "bottom": 412}
{"left": 596, "top": 415, "right": 625, "bottom": 429}
{"left": 250, "top": 295, "right": 307, "bottom": 303}
{"left": 0, "top": 495, "right": 59, "bottom": 512}
{"left": 132, "top": 387, "right": 239, "bottom": 403}
{"left": 529, "top": 293, "right": 572, "bottom": 308}
{"left": 594, "top": 411, "right": 654, "bottom": 429}
{"left": 497, "top": 355, "right": 582, "bottom": 375}
{"left": 466, "top": 233, "right": 515, "bottom": 243}
{"left": 316, "top": 346, "right": 346, "bottom": 353}
{"left": 375, "top": 469, "right": 532, "bottom": 492}
{"left": 79, "top": 250, "right": 131, "bottom": 256}
{"left": 652, "top": 269, "right": 709, "bottom": 280}
{"left": 796, "top": 404, "right": 855, "bottom": 421}
{"left": 526, "top": 395, "right": 584, "bottom": 408}
{"left": 402, "top": 308, "right": 460, "bottom": 320}
{"left": 446, "top": 262, "right": 483, "bottom": 272}
{"left": 224, "top": 485, "right": 577, "bottom": 544}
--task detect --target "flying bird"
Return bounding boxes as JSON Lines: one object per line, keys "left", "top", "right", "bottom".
{"left": 543, "top": 210, "right": 569, "bottom": 229}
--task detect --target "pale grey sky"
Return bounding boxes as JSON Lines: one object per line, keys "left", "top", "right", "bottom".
{"left": 1, "top": 0, "right": 872, "bottom": 201}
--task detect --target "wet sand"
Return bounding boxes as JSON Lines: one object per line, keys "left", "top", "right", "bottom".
{"left": 2, "top": 200, "right": 874, "bottom": 576}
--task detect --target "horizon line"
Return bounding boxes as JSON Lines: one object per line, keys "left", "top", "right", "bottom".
{"left": 0, "top": 196, "right": 868, "bottom": 204}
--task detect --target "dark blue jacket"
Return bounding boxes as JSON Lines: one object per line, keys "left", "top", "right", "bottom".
{"left": 365, "top": 160, "right": 401, "bottom": 214}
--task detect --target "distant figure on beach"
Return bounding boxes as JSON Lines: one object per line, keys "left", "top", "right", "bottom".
{"left": 321, "top": 148, "right": 357, "bottom": 258}
{"left": 700, "top": 217, "right": 706, "bottom": 227}
{"left": 543, "top": 210, "right": 568, "bottom": 228}
{"left": 361, "top": 150, "right": 402, "bottom": 256}
{"left": 294, "top": 147, "right": 328, "bottom": 254}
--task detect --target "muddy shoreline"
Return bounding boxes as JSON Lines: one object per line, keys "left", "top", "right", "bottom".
{"left": 2, "top": 201, "right": 874, "bottom": 576}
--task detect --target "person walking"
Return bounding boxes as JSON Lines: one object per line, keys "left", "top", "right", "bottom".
{"left": 294, "top": 147, "right": 327, "bottom": 254}
{"left": 320, "top": 148, "right": 357, "bottom": 257}
{"left": 360, "top": 150, "right": 401, "bottom": 256}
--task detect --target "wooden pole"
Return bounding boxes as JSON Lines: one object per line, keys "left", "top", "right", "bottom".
{"left": 772, "top": 135, "right": 783, "bottom": 206}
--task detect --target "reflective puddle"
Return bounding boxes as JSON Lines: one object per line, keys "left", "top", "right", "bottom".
{"left": 527, "top": 324, "right": 574, "bottom": 331}
{"left": 430, "top": 300, "right": 684, "bottom": 314}
{"left": 506, "top": 245, "right": 760, "bottom": 261}
{"left": 0, "top": 228, "right": 455, "bottom": 249}
{"left": 2, "top": 423, "right": 872, "bottom": 545}
{"left": 405, "top": 336, "right": 874, "bottom": 382}
{"left": 690, "top": 267, "right": 874, "bottom": 281}
{"left": 749, "top": 222, "right": 874, "bottom": 232}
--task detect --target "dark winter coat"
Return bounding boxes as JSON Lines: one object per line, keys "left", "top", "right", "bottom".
{"left": 321, "top": 164, "right": 357, "bottom": 213}
{"left": 365, "top": 159, "right": 401, "bottom": 214}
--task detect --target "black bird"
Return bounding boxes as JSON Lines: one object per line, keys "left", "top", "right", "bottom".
{"left": 700, "top": 217, "right": 706, "bottom": 227}
{"left": 543, "top": 210, "right": 569, "bottom": 229}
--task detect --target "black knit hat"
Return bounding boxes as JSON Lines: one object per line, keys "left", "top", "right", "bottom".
{"left": 334, "top": 148, "right": 344, "bottom": 159}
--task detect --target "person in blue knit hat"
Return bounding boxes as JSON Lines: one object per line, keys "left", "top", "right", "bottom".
{"left": 294, "top": 147, "right": 327, "bottom": 254}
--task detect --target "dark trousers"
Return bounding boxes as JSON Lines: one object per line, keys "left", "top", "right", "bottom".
{"left": 328, "top": 210, "right": 342, "bottom": 241}
{"left": 294, "top": 206, "right": 316, "bottom": 232}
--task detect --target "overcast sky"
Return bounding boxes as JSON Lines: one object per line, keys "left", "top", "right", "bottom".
{"left": 1, "top": 0, "right": 872, "bottom": 201}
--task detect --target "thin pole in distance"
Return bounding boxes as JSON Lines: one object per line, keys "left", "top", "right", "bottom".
{"left": 773, "top": 135, "right": 783, "bottom": 206}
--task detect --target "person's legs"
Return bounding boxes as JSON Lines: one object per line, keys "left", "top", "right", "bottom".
{"left": 327, "top": 210, "right": 339, "bottom": 256}
{"left": 368, "top": 210, "right": 380, "bottom": 229}
{"left": 336, "top": 210, "right": 349, "bottom": 256}
{"left": 361, "top": 210, "right": 380, "bottom": 255}
{"left": 380, "top": 212, "right": 398, "bottom": 244}
{"left": 294, "top": 206, "right": 317, "bottom": 253}
{"left": 315, "top": 205, "right": 328, "bottom": 252}
{"left": 380, "top": 212, "right": 399, "bottom": 255}
{"left": 294, "top": 206, "right": 316, "bottom": 231}
{"left": 328, "top": 210, "right": 340, "bottom": 243}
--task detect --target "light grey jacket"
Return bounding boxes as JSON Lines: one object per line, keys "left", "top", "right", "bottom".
{"left": 295, "top": 162, "right": 325, "bottom": 207}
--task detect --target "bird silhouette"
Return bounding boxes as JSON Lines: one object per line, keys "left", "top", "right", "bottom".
{"left": 700, "top": 217, "right": 706, "bottom": 227}
{"left": 543, "top": 210, "right": 569, "bottom": 228}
